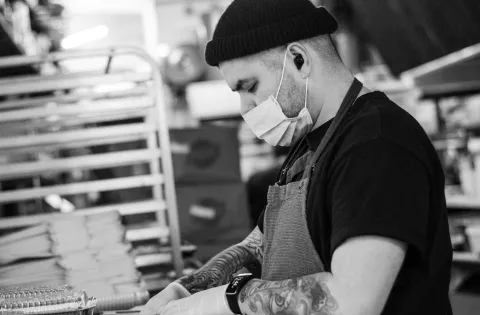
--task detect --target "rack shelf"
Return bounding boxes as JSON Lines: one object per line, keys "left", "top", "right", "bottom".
{"left": 126, "top": 226, "right": 170, "bottom": 243}
{"left": 0, "top": 199, "right": 166, "bottom": 230}
{"left": 453, "top": 252, "right": 480, "bottom": 264}
{"left": 447, "top": 196, "right": 480, "bottom": 210}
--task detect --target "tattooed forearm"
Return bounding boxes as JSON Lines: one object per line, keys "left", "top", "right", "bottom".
{"left": 176, "top": 244, "right": 258, "bottom": 294}
{"left": 176, "top": 228, "right": 264, "bottom": 294}
{"left": 243, "top": 228, "right": 264, "bottom": 262}
{"left": 238, "top": 274, "right": 338, "bottom": 315}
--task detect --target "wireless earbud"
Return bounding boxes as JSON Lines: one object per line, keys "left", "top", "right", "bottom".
{"left": 294, "top": 54, "right": 304, "bottom": 70}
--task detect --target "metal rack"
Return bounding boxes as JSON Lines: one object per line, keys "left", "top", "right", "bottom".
{"left": 400, "top": 42, "right": 480, "bottom": 210}
{"left": 401, "top": 42, "right": 480, "bottom": 98}
{"left": 0, "top": 46, "right": 184, "bottom": 277}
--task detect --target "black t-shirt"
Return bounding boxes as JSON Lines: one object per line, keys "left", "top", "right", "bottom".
{"left": 257, "top": 92, "right": 452, "bottom": 315}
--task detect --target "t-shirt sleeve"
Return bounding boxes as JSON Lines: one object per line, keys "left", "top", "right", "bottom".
{"left": 329, "top": 138, "right": 430, "bottom": 259}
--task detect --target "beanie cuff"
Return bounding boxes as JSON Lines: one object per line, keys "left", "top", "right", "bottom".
{"left": 205, "top": 7, "right": 338, "bottom": 67}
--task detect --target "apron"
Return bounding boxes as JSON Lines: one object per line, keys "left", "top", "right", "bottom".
{"left": 261, "top": 79, "right": 363, "bottom": 281}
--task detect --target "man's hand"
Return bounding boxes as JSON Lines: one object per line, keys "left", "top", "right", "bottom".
{"left": 141, "top": 227, "right": 263, "bottom": 314}
{"left": 159, "top": 285, "right": 233, "bottom": 315}
{"left": 140, "top": 282, "right": 191, "bottom": 315}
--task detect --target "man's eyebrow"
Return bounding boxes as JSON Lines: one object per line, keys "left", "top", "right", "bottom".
{"left": 231, "top": 77, "right": 255, "bottom": 92}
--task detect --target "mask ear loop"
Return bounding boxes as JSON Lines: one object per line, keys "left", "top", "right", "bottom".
{"left": 275, "top": 51, "right": 288, "bottom": 99}
{"left": 304, "top": 77, "right": 309, "bottom": 109}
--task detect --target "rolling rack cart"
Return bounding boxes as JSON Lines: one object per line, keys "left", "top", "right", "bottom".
{"left": 0, "top": 47, "right": 187, "bottom": 312}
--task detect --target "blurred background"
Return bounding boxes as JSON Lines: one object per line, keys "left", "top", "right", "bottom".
{"left": 0, "top": 0, "right": 480, "bottom": 314}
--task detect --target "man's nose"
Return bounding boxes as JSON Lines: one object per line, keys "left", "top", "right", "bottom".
{"left": 240, "top": 95, "right": 257, "bottom": 115}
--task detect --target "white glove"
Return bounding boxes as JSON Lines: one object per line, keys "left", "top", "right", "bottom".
{"left": 159, "top": 285, "right": 234, "bottom": 315}
{"left": 140, "top": 282, "right": 191, "bottom": 315}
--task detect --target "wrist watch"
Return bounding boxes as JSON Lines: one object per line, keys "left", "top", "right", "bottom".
{"left": 225, "top": 273, "right": 255, "bottom": 315}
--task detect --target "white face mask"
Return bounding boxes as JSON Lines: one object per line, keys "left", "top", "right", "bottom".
{"left": 242, "top": 52, "right": 313, "bottom": 147}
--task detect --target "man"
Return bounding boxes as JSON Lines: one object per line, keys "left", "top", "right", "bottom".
{"left": 141, "top": 1, "right": 452, "bottom": 315}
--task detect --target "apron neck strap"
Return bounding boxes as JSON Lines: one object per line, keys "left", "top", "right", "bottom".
{"left": 302, "top": 78, "right": 363, "bottom": 180}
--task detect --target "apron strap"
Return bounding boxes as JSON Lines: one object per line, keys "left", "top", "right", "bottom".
{"left": 302, "top": 78, "right": 363, "bottom": 180}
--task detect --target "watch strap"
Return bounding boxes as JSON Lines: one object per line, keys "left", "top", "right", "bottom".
{"left": 225, "top": 273, "right": 254, "bottom": 314}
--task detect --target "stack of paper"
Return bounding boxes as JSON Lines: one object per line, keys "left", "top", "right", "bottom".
{"left": 51, "top": 212, "right": 142, "bottom": 297}
{"left": 0, "top": 224, "right": 53, "bottom": 266}
{"left": 0, "top": 224, "right": 64, "bottom": 290}
{"left": 0, "top": 211, "right": 143, "bottom": 298}
{"left": 0, "top": 258, "right": 65, "bottom": 289}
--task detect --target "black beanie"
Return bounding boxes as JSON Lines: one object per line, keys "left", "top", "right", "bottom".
{"left": 205, "top": 0, "right": 338, "bottom": 67}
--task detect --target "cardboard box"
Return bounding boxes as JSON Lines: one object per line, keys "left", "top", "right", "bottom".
{"left": 170, "top": 126, "right": 241, "bottom": 184}
{"left": 176, "top": 183, "right": 251, "bottom": 244}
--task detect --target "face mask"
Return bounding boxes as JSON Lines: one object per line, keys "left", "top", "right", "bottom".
{"left": 242, "top": 52, "right": 313, "bottom": 147}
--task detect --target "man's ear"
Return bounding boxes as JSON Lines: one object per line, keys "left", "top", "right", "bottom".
{"left": 287, "top": 42, "right": 311, "bottom": 79}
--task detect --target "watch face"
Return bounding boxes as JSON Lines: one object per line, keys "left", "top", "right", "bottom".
{"left": 226, "top": 274, "right": 253, "bottom": 294}
{"left": 226, "top": 279, "right": 241, "bottom": 294}
{"left": 226, "top": 287, "right": 237, "bottom": 295}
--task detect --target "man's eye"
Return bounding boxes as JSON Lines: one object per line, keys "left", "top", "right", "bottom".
{"left": 248, "top": 83, "right": 257, "bottom": 93}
